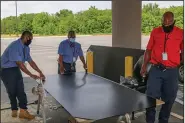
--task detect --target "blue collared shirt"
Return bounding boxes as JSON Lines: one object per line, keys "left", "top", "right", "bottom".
{"left": 1, "top": 38, "right": 32, "bottom": 68}
{"left": 58, "top": 39, "right": 83, "bottom": 63}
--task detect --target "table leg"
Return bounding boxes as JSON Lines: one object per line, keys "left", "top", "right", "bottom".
{"left": 131, "top": 112, "right": 135, "bottom": 120}
{"left": 37, "top": 95, "right": 41, "bottom": 114}
{"left": 41, "top": 99, "right": 46, "bottom": 123}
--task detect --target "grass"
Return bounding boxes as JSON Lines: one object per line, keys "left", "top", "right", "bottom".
{"left": 1, "top": 34, "right": 40, "bottom": 38}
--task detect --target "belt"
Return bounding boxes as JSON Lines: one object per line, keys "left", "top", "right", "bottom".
{"left": 63, "top": 62, "right": 76, "bottom": 65}
{"left": 1, "top": 67, "right": 19, "bottom": 70}
{"left": 152, "top": 64, "right": 177, "bottom": 72}
{"left": 152, "top": 64, "right": 177, "bottom": 68}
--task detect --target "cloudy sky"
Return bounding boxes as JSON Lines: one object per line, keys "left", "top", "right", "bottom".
{"left": 1, "top": 1, "right": 183, "bottom": 19}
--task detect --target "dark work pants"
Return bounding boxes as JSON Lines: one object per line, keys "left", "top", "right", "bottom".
{"left": 58, "top": 62, "right": 76, "bottom": 74}
{"left": 146, "top": 66, "right": 178, "bottom": 123}
{"left": 1, "top": 67, "right": 27, "bottom": 110}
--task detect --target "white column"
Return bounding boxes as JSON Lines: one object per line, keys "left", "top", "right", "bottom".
{"left": 112, "top": 0, "right": 142, "bottom": 49}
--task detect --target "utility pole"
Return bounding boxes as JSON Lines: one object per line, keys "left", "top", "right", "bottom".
{"left": 15, "top": 1, "right": 18, "bottom": 37}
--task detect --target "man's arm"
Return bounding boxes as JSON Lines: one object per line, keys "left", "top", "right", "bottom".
{"left": 78, "top": 45, "right": 85, "bottom": 65}
{"left": 140, "top": 29, "right": 155, "bottom": 76}
{"left": 58, "top": 42, "right": 65, "bottom": 73}
{"left": 180, "top": 30, "right": 184, "bottom": 63}
{"left": 180, "top": 42, "right": 184, "bottom": 63}
{"left": 17, "top": 61, "right": 40, "bottom": 80}
{"left": 181, "top": 51, "right": 184, "bottom": 63}
{"left": 58, "top": 55, "right": 64, "bottom": 67}
{"left": 8, "top": 47, "right": 34, "bottom": 77}
{"left": 78, "top": 45, "right": 87, "bottom": 69}
{"left": 58, "top": 42, "right": 64, "bottom": 67}
{"left": 143, "top": 50, "right": 152, "bottom": 67}
{"left": 27, "top": 48, "right": 43, "bottom": 74}
{"left": 142, "top": 29, "right": 155, "bottom": 67}
{"left": 16, "top": 61, "right": 33, "bottom": 76}
{"left": 80, "top": 56, "right": 86, "bottom": 65}
{"left": 180, "top": 39, "right": 184, "bottom": 63}
{"left": 28, "top": 60, "right": 42, "bottom": 74}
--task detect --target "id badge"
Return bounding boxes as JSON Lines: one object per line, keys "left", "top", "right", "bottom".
{"left": 73, "top": 57, "right": 76, "bottom": 62}
{"left": 162, "top": 52, "right": 168, "bottom": 60}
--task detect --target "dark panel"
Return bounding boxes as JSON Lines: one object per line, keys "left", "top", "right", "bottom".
{"left": 44, "top": 72, "right": 156, "bottom": 120}
{"left": 88, "top": 45, "right": 145, "bottom": 83}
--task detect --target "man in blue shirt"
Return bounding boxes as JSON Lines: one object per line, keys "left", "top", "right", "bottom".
{"left": 1, "top": 31, "right": 45, "bottom": 120}
{"left": 58, "top": 31, "right": 87, "bottom": 74}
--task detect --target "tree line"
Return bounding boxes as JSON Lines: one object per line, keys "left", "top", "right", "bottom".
{"left": 1, "top": 3, "right": 183, "bottom": 36}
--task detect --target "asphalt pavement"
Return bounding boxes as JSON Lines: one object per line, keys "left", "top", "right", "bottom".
{"left": 1, "top": 35, "right": 149, "bottom": 76}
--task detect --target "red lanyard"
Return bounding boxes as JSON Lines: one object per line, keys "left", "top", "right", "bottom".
{"left": 164, "top": 33, "right": 170, "bottom": 52}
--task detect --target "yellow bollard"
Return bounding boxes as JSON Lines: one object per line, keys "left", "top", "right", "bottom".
{"left": 86, "top": 51, "right": 94, "bottom": 73}
{"left": 125, "top": 56, "right": 133, "bottom": 77}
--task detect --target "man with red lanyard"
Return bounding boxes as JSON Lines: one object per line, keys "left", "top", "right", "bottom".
{"left": 58, "top": 30, "right": 87, "bottom": 74}
{"left": 141, "top": 11, "right": 184, "bottom": 123}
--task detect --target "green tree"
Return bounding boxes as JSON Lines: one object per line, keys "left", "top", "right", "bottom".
{"left": 18, "top": 13, "right": 35, "bottom": 33}
{"left": 32, "top": 12, "right": 50, "bottom": 34}
{"left": 1, "top": 4, "right": 183, "bottom": 36}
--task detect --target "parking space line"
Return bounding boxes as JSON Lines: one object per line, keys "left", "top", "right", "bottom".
{"left": 175, "top": 98, "right": 184, "bottom": 105}
{"left": 178, "top": 84, "right": 184, "bottom": 87}
{"left": 130, "top": 110, "right": 184, "bottom": 120}
{"left": 171, "top": 112, "right": 184, "bottom": 120}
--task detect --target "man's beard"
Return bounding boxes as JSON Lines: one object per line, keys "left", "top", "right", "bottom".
{"left": 162, "top": 22, "right": 175, "bottom": 33}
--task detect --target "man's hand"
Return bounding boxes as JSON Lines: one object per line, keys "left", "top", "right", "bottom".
{"left": 140, "top": 65, "right": 147, "bottom": 77}
{"left": 30, "top": 74, "right": 40, "bottom": 80}
{"left": 83, "top": 64, "right": 87, "bottom": 70}
{"left": 140, "top": 50, "right": 152, "bottom": 77}
{"left": 80, "top": 56, "right": 87, "bottom": 71}
{"left": 60, "top": 65, "right": 65, "bottom": 74}
{"left": 28, "top": 60, "right": 45, "bottom": 79}
{"left": 39, "top": 72, "right": 46, "bottom": 81}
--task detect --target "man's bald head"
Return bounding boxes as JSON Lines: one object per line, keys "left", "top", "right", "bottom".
{"left": 20, "top": 31, "right": 33, "bottom": 46}
{"left": 68, "top": 30, "right": 76, "bottom": 38}
{"left": 21, "top": 31, "right": 33, "bottom": 39}
{"left": 162, "top": 11, "right": 175, "bottom": 26}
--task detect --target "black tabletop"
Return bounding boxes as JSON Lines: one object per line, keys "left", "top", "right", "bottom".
{"left": 43, "top": 72, "right": 156, "bottom": 120}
